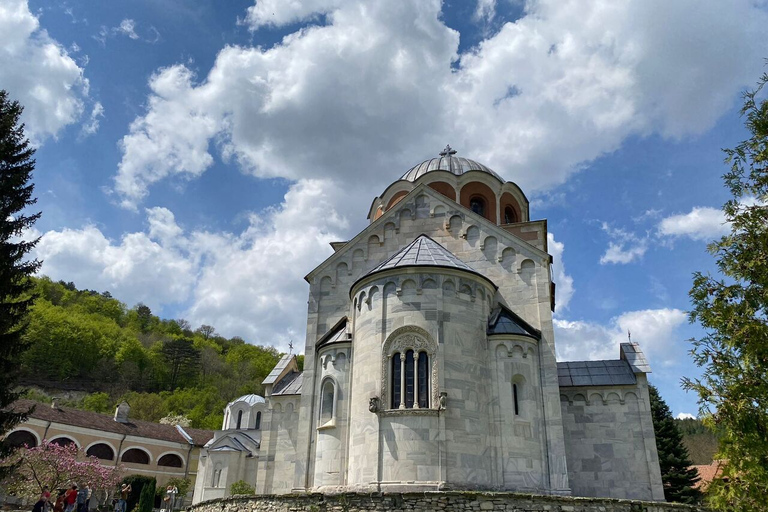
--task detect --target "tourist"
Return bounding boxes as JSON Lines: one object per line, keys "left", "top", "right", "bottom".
{"left": 76, "top": 485, "right": 88, "bottom": 512}
{"left": 63, "top": 485, "right": 78, "bottom": 512}
{"left": 52, "top": 490, "right": 66, "bottom": 512}
{"left": 32, "top": 498, "right": 47, "bottom": 512}
{"left": 117, "top": 484, "right": 131, "bottom": 512}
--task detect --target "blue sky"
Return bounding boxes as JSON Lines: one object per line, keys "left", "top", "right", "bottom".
{"left": 3, "top": 0, "right": 767, "bottom": 418}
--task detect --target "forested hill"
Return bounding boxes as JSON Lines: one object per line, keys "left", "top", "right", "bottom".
{"left": 18, "top": 276, "right": 295, "bottom": 429}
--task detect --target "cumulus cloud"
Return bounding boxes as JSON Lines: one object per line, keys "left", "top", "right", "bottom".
{"left": 547, "top": 233, "right": 574, "bottom": 313}
{"left": 599, "top": 223, "right": 648, "bottom": 265}
{"left": 112, "top": 0, "right": 768, "bottom": 210}
{"left": 554, "top": 308, "right": 687, "bottom": 367}
{"left": 0, "top": 0, "right": 90, "bottom": 142}
{"left": 33, "top": 179, "right": 346, "bottom": 349}
{"left": 80, "top": 101, "right": 104, "bottom": 137}
{"left": 676, "top": 412, "right": 696, "bottom": 420}
{"left": 658, "top": 206, "right": 729, "bottom": 241}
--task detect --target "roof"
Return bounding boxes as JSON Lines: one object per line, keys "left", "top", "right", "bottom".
{"left": 401, "top": 146, "right": 503, "bottom": 183}
{"left": 262, "top": 354, "right": 293, "bottom": 385}
{"left": 317, "top": 317, "right": 350, "bottom": 350}
{"left": 272, "top": 372, "right": 303, "bottom": 396}
{"left": 487, "top": 305, "right": 541, "bottom": 339}
{"left": 620, "top": 342, "right": 652, "bottom": 373}
{"left": 693, "top": 461, "right": 724, "bottom": 490}
{"left": 355, "top": 235, "right": 495, "bottom": 291}
{"left": 557, "top": 360, "right": 637, "bottom": 387}
{"left": 9, "top": 400, "right": 214, "bottom": 446}
{"left": 227, "top": 394, "right": 265, "bottom": 407}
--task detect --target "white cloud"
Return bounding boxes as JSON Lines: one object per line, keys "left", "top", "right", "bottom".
{"left": 554, "top": 308, "right": 687, "bottom": 367}
{"left": 599, "top": 223, "right": 648, "bottom": 265}
{"left": 112, "top": 0, "right": 768, "bottom": 210}
{"left": 116, "top": 19, "right": 139, "bottom": 39}
{"left": 0, "top": 0, "right": 90, "bottom": 142}
{"left": 474, "top": 0, "right": 497, "bottom": 24}
{"left": 658, "top": 206, "right": 729, "bottom": 241}
{"left": 33, "top": 180, "right": 347, "bottom": 349}
{"left": 547, "top": 233, "right": 574, "bottom": 313}
{"left": 80, "top": 102, "right": 104, "bottom": 137}
{"left": 676, "top": 412, "right": 696, "bottom": 420}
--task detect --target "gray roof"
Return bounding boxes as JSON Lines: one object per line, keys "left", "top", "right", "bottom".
{"left": 557, "top": 360, "right": 637, "bottom": 387}
{"left": 401, "top": 149, "right": 503, "bottom": 182}
{"left": 272, "top": 372, "right": 303, "bottom": 396}
{"left": 262, "top": 354, "right": 293, "bottom": 385}
{"left": 227, "top": 394, "right": 265, "bottom": 407}
{"left": 620, "top": 342, "right": 652, "bottom": 373}
{"left": 488, "top": 306, "right": 541, "bottom": 339}
{"left": 366, "top": 235, "right": 477, "bottom": 275}
{"left": 317, "top": 317, "right": 350, "bottom": 349}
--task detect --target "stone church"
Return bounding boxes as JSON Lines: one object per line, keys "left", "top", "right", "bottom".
{"left": 192, "top": 148, "right": 665, "bottom": 504}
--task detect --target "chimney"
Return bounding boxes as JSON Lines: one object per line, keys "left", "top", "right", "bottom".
{"left": 114, "top": 402, "right": 130, "bottom": 423}
{"left": 51, "top": 397, "right": 59, "bottom": 409}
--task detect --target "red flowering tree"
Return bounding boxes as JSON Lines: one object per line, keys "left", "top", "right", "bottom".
{"left": 1, "top": 440, "right": 122, "bottom": 499}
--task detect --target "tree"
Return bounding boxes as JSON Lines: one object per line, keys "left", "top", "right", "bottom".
{"left": 137, "top": 477, "right": 156, "bottom": 512}
{"left": 683, "top": 70, "right": 768, "bottom": 511}
{"left": 161, "top": 338, "right": 200, "bottom": 390}
{"left": 0, "top": 90, "right": 41, "bottom": 479}
{"left": 229, "top": 480, "right": 254, "bottom": 496}
{"left": 195, "top": 324, "right": 215, "bottom": 340}
{"left": 648, "top": 385, "right": 702, "bottom": 503}
{"left": 0, "top": 440, "right": 122, "bottom": 498}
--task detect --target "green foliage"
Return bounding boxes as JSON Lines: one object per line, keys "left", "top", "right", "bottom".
{"left": 648, "top": 385, "right": 702, "bottom": 503}
{"left": 82, "top": 392, "right": 112, "bottom": 413}
{"left": 683, "top": 70, "right": 768, "bottom": 511}
{"left": 136, "top": 477, "right": 156, "bottom": 512}
{"left": 676, "top": 418, "right": 720, "bottom": 465}
{"left": 0, "top": 90, "right": 41, "bottom": 479}
{"left": 163, "top": 477, "right": 191, "bottom": 497}
{"left": 229, "top": 480, "right": 255, "bottom": 496}
{"left": 122, "top": 475, "right": 154, "bottom": 512}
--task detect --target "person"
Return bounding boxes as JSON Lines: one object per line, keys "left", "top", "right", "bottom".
{"left": 76, "top": 485, "right": 88, "bottom": 512}
{"left": 64, "top": 485, "right": 78, "bottom": 512}
{"left": 52, "top": 490, "right": 66, "bottom": 512}
{"left": 164, "top": 485, "right": 178, "bottom": 511}
{"left": 32, "top": 498, "right": 46, "bottom": 512}
{"left": 117, "top": 484, "right": 131, "bottom": 512}
{"left": 40, "top": 486, "right": 51, "bottom": 512}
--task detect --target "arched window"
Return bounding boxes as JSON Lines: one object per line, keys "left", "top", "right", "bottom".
{"left": 236, "top": 410, "right": 243, "bottom": 429}
{"left": 158, "top": 454, "right": 183, "bottom": 468}
{"left": 319, "top": 379, "right": 335, "bottom": 426}
{"left": 391, "top": 353, "right": 402, "bottom": 408}
{"left": 50, "top": 437, "right": 76, "bottom": 448}
{"left": 513, "top": 383, "right": 520, "bottom": 416}
{"left": 121, "top": 448, "right": 149, "bottom": 464}
{"left": 5, "top": 430, "right": 37, "bottom": 448}
{"left": 212, "top": 464, "right": 222, "bottom": 487}
{"left": 504, "top": 206, "right": 517, "bottom": 224}
{"left": 390, "top": 350, "right": 431, "bottom": 409}
{"left": 417, "top": 352, "right": 429, "bottom": 409}
{"left": 470, "top": 196, "right": 485, "bottom": 216}
{"left": 384, "top": 327, "right": 437, "bottom": 411}
{"left": 86, "top": 443, "right": 115, "bottom": 460}
{"left": 255, "top": 411, "right": 261, "bottom": 430}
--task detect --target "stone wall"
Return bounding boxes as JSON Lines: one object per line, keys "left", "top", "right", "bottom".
{"left": 192, "top": 492, "right": 703, "bottom": 512}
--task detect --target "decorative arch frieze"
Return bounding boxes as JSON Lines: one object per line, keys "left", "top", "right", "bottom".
{"left": 320, "top": 348, "right": 350, "bottom": 371}
{"left": 559, "top": 388, "right": 640, "bottom": 406}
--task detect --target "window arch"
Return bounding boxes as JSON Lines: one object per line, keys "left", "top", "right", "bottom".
{"left": 121, "top": 448, "right": 150, "bottom": 464}
{"left": 158, "top": 453, "right": 183, "bottom": 468}
{"left": 49, "top": 436, "right": 77, "bottom": 448}
{"left": 319, "top": 379, "right": 336, "bottom": 426}
{"left": 382, "top": 326, "right": 437, "bottom": 410}
{"left": 5, "top": 430, "right": 38, "bottom": 448}
{"left": 504, "top": 206, "right": 517, "bottom": 224}
{"left": 86, "top": 443, "right": 115, "bottom": 460}
{"left": 469, "top": 196, "right": 485, "bottom": 216}
{"left": 212, "top": 463, "right": 222, "bottom": 487}
{"left": 255, "top": 411, "right": 261, "bottom": 430}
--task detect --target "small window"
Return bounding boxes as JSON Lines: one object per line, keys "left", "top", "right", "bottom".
{"left": 86, "top": 443, "right": 115, "bottom": 461}
{"left": 212, "top": 464, "right": 222, "bottom": 487}
{"left": 392, "top": 353, "right": 402, "bottom": 408}
{"left": 121, "top": 448, "right": 149, "bottom": 464}
{"left": 319, "top": 379, "right": 335, "bottom": 426}
{"left": 158, "top": 454, "right": 183, "bottom": 468}
{"left": 404, "top": 350, "right": 415, "bottom": 408}
{"left": 236, "top": 410, "right": 243, "bottom": 429}
{"left": 513, "top": 383, "right": 520, "bottom": 416}
{"left": 504, "top": 206, "right": 517, "bottom": 224}
{"left": 255, "top": 411, "right": 261, "bottom": 430}
{"left": 418, "top": 352, "right": 429, "bottom": 408}
{"left": 470, "top": 197, "right": 485, "bottom": 216}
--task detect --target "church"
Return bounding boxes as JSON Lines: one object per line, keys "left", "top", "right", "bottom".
{"left": 192, "top": 148, "right": 665, "bottom": 503}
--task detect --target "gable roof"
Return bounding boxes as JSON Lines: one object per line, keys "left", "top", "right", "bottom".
{"left": 272, "top": 372, "right": 303, "bottom": 396}
{"left": 620, "top": 342, "right": 652, "bottom": 373}
{"left": 487, "top": 305, "right": 541, "bottom": 339}
{"left": 352, "top": 234, "right": 496, "bottom": 291}
{"left": 262, "top": 354, "right": 294, "bottom": 385}
{"left": 316, "top": 317, "right": 350, "bottom": 350}
{"left": 9, "top": 400, "right": 214, "bottom": 446}
{"left": 305, "top": 183, "right": 549, "bottom": 283}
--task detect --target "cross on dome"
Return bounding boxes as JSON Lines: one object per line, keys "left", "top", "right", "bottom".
{"left": 439, "top": 144, "right": 457, "bottom": 157}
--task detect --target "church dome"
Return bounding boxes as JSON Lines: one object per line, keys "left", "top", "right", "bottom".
{"left": 227, "top": 394, "right": 265, "bottom": 407}
{"left": 400, "top": 145, "right": 503, "bottom": 183}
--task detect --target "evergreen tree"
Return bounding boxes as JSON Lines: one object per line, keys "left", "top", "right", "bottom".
{"left": 683, "top": 70, "right": 768, "bottom": 511}
{"left": 137, "top": 477, "right": 156, "bottom": 512}
{"left": 0, "top": 90, "right": 41, "bottom": 478}
{"left": 648, "top": 385, "right": 702, "bottom": 503}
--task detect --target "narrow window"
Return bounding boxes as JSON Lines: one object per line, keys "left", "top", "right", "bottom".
{"left": 255, "top": 411, "right": 261, "bottom": 430}
{"left": 320, "top": 379, "right": 335, "bottom": 425}
{"left": 470, "top": 197, "right": 485, "bottom": 216}
{"left": 405, "top": 350, "right": 415, "bottom": 408}
{"left": 236, "top": 410, "right": 243, "bottom": 429}
{"left": 418, "top": 351, "right": 429, "bottom": 408}
{"left": 513, "top": 384, "right": 519, "bottom": 416}
{"left": 392, "top": 353, "right": 401, "bottom": 408}
{"left": 504, "top": 206, "right": 516, "bottom": 224}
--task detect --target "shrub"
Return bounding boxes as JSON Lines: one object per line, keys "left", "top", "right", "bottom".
{"left": 229, "top": 480, "right": 254, "bottom": 496}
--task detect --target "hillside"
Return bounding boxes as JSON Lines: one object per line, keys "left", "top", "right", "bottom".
{"left": 17, "top": 277, "right": 296, "bottom": 429}
{"left": 675, "top": 418, "right": 720, "bottom": 465}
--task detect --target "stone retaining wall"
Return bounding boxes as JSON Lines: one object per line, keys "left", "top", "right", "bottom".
{"left": 191, "top": 492, "right": 704, "bottom": 512}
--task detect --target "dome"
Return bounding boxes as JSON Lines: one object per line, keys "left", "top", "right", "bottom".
{"left": 227, "top": 394, "right": 265, "bottom": 407}
{"left": 400, "top": 145, "right": 503, "bottom": 183}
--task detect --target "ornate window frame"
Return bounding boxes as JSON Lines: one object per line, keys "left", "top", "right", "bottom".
{"left": 381, "top": 325, "right": 438, "bottom": 411}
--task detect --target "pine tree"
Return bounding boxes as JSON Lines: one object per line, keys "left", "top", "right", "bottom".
{"left": 683, "top": 70, "right": 768, "bottom": 511}
{"left": 0, "top": 90, "right": 41, "bottom": 478}
{"left": 648, "top": 385, "right": 702, "bottom": 503}
{"left": 137, "top": 478, "right": 156, "bottom": 512}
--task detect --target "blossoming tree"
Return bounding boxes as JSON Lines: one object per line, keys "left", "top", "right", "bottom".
{"left": 1, "top": 440, "right": 122, "bottom": 499}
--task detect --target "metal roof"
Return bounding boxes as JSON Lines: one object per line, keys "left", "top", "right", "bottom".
{"left": 557, "top": 360, "right": 637, "bottom": 387}
{"left": 272, "top": 372, "right": 303, "bottom": 396}
{"left": 262, "top": 354, "right": 293, "bottom": 385}
{"left": 401, "top": 146, "right": 503, "bottom": 183}
{"left": 227, "top": 394, "right": 265, "bottom": 407}
{"left": 488, "top": 305, "right": 541, "bottom": 339}
{"left": 620, "top": 342, "right": 652, "bottom": 373}
{"left": 317, "top": 317, "right": 350, "bottom": 349}
{"left": 369, "top": 235, "right": 474, "bottom": 274}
